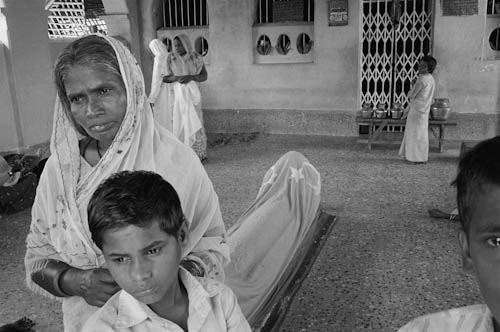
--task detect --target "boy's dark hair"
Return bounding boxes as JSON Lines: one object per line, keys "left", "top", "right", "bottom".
{"left": 453, "top": 136, "right": 500, "bottom": 234}
{"left": 421, "top": 55, "right": 437, "bottom": 74}
{"left": 88, "top": 170, "right": 185, "bottom": 249}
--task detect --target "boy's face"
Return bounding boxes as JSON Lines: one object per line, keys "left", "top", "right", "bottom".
{"left": 418, "top": 60, "right": 429, "bottom": 74}
{"left": 459, "top": 183, "right": 500, "bottom": 321}
{"left": 101, "top": 220, "right": 187, "bottom": 307}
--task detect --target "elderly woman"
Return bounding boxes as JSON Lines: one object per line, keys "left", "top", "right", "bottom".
{"left": 25, "top": 34, "right": 321, "bottom": 331}
{"left": 24, "top": 35, "right": 228, "bottom": 332}
{"left": 162, "top": 34, "right": 208, "bottom": 161}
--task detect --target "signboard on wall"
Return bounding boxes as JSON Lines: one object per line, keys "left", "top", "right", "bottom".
{"left": 329, "top": 0, "right": 348, "bottom": 26}
{"left": 442, "top": 0, "right": 478, "bottom": 16}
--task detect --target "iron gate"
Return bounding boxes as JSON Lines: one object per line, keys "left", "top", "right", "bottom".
{"left": 360, "top": 0, "right": 434, "bottom": 109}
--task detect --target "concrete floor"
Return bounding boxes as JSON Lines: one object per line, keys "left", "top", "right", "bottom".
{"left": 0, "top": 134, "right": 482, "bottom": 331}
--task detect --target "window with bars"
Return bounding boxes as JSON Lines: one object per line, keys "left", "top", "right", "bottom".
{"left": 487, "top": 0, "right": 500, "bottom": 15}
{"left": 163, "top": 0, "right": 209, "bottom": 27}
{"left": 257, "top": 0, "right": 314, "bottom": 24}
{"left": 47, "top": 0, "right": 107, "bottom": 39}
{"left": 490, "top": 28, "right": 500, "bottom": 51}
{"left": 486, "top": 0, "right": 500, "bottom": 54}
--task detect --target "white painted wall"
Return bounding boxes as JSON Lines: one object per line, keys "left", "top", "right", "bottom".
{"left": 199, "top": 0, "right": 498, "bottom": 117}
{"left": 433, "top": 0, "right": 500, "bottom": 115}
{"left": 202, "top": 0, "right": 360, "bottom": 112}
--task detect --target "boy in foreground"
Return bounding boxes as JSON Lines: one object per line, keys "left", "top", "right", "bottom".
{"left": 398, "top": 136, "right": 500, "bottom": 331}
{"left": 82, "top": 170, "right": 250, "bottom": 331}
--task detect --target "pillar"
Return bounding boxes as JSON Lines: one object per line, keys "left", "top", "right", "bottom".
{"left": 0, "top": 0, "right": 54, "bottom": 151}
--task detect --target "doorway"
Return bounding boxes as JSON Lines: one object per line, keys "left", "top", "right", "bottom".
{"left": 359, "top": 0, "right": 435, "bottom": 109}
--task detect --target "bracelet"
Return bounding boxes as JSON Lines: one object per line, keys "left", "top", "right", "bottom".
{"left": 54, "top": 266, "right": 72, "bottom": 297}
{"left": 31, "top": 259, "right": 73, "bottom": 297}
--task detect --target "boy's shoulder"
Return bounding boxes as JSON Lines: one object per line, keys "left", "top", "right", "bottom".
{"left": 81, "top": 292, "right": 122, "bottom": 332}
{"left": 398, "top": 304, "right": 492, "bottom": 332}
{"left": 190, "top": 274, "right": 228, "bottom": 297}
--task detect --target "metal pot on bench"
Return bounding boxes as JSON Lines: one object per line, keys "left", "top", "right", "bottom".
{"left": 390, "top": 103, "right": 403, "bottom": 119}
{"left": 360, "top": 103, "right": 374, "bottom": 118}
{"left": 375, "top": 103, "right": 388, "bottom": 118}
{"left": 430, "top": 98, "right": 452, "bottom": 120}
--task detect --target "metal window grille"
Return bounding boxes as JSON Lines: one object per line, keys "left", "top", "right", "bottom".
{"left": 360, "top": 0, "right": 433, "bottom": 109}
{"left": 163, "top": 0, "right": 208, "bottom": 27}
{"left": 490, "top": 28, "right": 500, "bottom": 51}
{"left": 487, "top": 0, "right": 500, "bottom": 15}
{"left": 47, "top": 0, "right": 107, "bottom": 39}
{"left": 257, "top": 0, "right": 314, "bottom": 24}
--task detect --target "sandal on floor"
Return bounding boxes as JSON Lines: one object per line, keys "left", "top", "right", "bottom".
{"left": 428, "top": 208, "right": 460, "bottom": 222}
{"left": 0, "top": 317, "right": 36, "bottom": 332}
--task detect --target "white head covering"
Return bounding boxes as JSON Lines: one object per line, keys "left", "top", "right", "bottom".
{"left": 168, "top": 34, "right": 204, "bottom": 76}
{"left": 148, "top": 38, "right": 169, "bottom": 104}
{"left": 149, "top": 38, "right": 168, "bottom": 57}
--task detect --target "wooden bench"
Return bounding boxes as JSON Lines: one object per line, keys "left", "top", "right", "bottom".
{"left": 355, "top": 116, "right": 457, "bottom": 152}
{"left": 251, "top": 208, "right": 337, "bottom": 332}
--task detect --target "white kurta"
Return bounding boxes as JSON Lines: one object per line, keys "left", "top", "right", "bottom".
{"left": 399, "top": 73, "right": 435, "bottom": 162}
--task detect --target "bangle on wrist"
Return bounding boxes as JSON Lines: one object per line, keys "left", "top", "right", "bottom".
{"left": 31, "top": 259, "right": 73, "bottom": 298}
{"left": 54, "top": 267, "right": 72, "bottom": 297}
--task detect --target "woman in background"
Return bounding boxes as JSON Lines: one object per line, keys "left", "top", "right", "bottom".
{"left": 163, "top": 34, "right": 208, "bottom": 162}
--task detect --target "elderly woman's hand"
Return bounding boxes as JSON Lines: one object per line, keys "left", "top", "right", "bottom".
{"left": 60, "top": 267, "right": 120, "bottom": 307}
{"left": 162, "top": 75, "right": 179, "bottom": 84}
{"left": 177, "top": 75, "right": 193, "bottom": 84}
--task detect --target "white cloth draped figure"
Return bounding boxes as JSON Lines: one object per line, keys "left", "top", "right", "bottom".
{"left": 148, "top": 39, "right": 172, "bottom": 131}
{"left": 225, "top": 151, "right": 321, "bottom": 323}
{"left": 172, "top": 81, "right": 202, "bottom": 147}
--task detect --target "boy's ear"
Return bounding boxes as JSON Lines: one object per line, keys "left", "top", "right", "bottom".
{"left": 177, "top": 220, "right": 188, "bottom": 246}
{"left": 458, "top": 229, "right": 475, "bottom": 274}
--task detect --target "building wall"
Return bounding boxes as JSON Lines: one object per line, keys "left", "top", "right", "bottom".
{"left": 202, "top": 0, "right": 359, "bottom": 112}
{"left": 432, "top": 0, "right": 500, "bottom": 138}
{"left": 1, "top": 0, "right": 499, "bottom": 153}
{"left": 169, "top": 0, "right": 498, "bottom": 140}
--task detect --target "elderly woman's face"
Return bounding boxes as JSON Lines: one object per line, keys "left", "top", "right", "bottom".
{"left": 64, "top": 64, "right": 127, "bottom": 148}
{"left": 173, "top": 39, "right": 186, "bottom": 56}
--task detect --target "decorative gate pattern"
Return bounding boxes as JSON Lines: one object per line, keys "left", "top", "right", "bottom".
{"left": 46, "top": 0, "right": 107, "bottom": 39}
{"left": 360, "top": 0, "right": 434, "bottom": 108}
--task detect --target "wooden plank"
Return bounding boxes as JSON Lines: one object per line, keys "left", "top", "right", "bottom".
{"left": 251, "top": 208, "right": 337, "bottom": 332}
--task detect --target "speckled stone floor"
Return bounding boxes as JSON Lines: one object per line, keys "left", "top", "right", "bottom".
{"left": 0, "top": 134, "right": 482, "bottom": 331}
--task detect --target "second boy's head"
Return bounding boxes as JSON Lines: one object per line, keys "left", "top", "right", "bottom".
{"left": 418, "top": 55, "right": 437, "bottom": 74}
{"left": 88, "top": 170, "right": 188, "bottom": 306}
{"left": 454, "top": 136, "right": 500, "bottom": 322}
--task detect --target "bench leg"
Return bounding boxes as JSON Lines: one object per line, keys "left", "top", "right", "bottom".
{"left": 367, "top": 123, "right": 373, "bottom": 150}
{"left": 439, "top": 125, "right": 444, "bottom": 153}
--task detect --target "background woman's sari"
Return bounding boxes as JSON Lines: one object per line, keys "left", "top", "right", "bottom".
{"left": 166, "top": 34, "right": 207, "bottom": 160}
